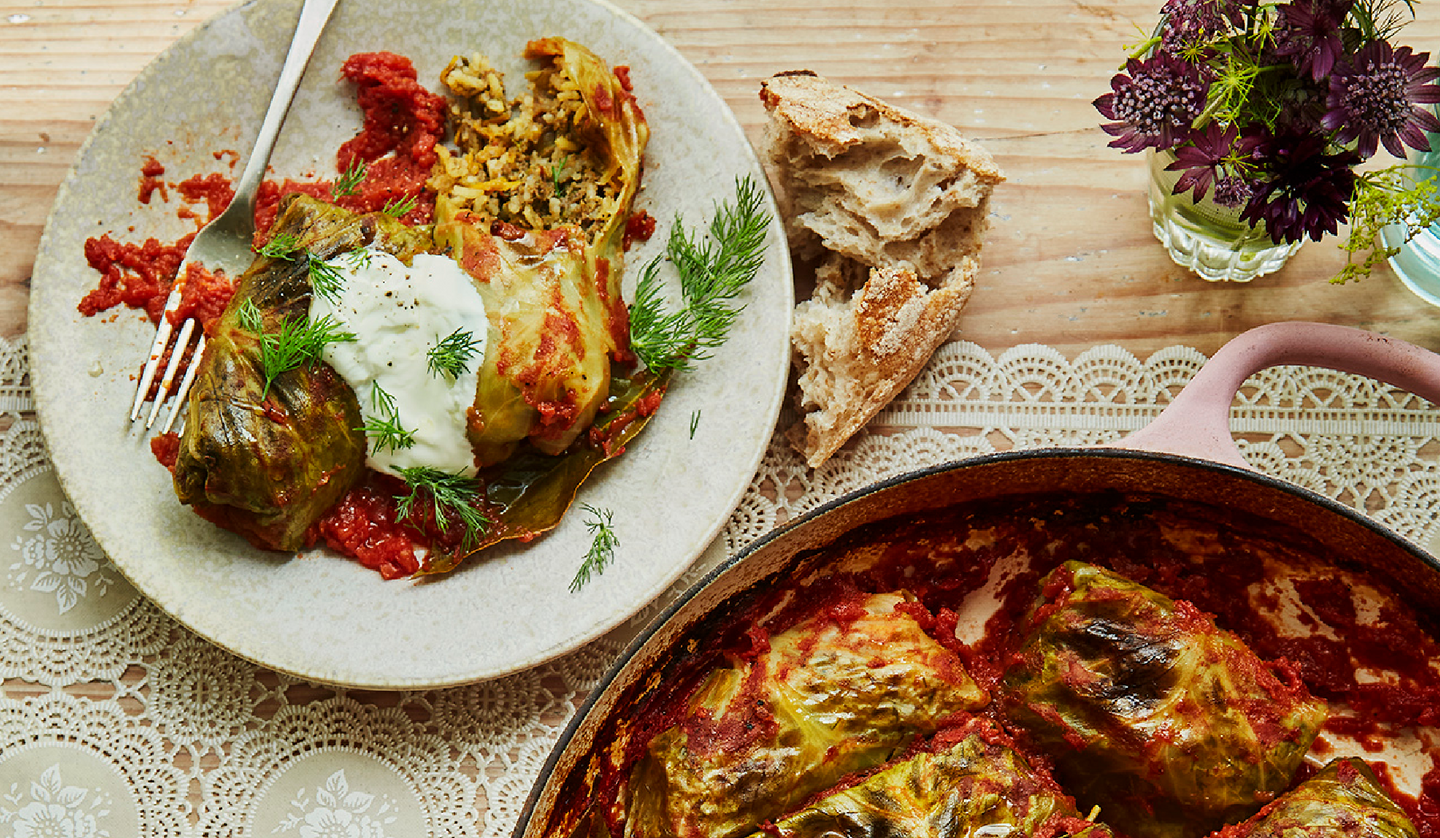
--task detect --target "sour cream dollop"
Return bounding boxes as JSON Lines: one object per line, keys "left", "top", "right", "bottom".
{"left": 309, "top": 248, "right": 488, "bottom": 477}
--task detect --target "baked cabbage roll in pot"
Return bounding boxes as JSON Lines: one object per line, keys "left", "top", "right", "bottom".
{"left": 749, "top": 716, "right": 1114, "bottom": 838}
{"left": 1002, "top": 561, "right": 1329, "bottom": 838}
{"left": 623, "top": 590, "right": 989, "bottom": 838}
{"left": 1220, "top": 757, "right": 1419, "bottom": 838}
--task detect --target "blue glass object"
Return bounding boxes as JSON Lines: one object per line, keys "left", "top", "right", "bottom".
{"left": 1382, "top": 143, "right": 1440, "bottom": 306}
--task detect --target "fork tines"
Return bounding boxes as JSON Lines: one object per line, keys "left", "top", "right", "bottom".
{"left": 130, "top": 280, "right": 205, "bottom": 434}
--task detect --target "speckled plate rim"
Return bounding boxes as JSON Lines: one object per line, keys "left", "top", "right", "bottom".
{"left": 28, "top": 0, "right": 793, "bottom": 689}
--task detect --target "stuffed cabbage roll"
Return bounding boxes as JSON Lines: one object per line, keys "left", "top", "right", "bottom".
{"left": 1223, "top": 758, "right": 1418, "bottom": 838}
{"left": 624, "top": 591, "right": 989, "bottom": 838}
{"left": 433, "top": 37, "right": 648, "bottom": 465}
{"left": 172, "top": 194, "right": 432, "bottom": 550}
{"left": 1002, "top": 561, "right": 1329, "bottom": 838}
{"left": 750, "top": 718, "right": 1114, "bottom": 838}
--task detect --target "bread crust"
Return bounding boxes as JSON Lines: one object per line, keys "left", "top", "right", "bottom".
{"left": 760, "top": 71, "right": 1003, "bottom": 467}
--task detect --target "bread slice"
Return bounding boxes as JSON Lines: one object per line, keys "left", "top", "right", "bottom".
{"left": 759, "top": 71, "right": 1004, "bottom": 467}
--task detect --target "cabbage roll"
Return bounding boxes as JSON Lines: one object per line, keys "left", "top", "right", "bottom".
{"left": 750, "top": 718, "right": 1114, "bottom": 838}
{"left": 1002, "top": 561, "right": 1329, "bottom": 838}
{"left": 434, "top": 37, "right": 648, "bottom": 465}
{"left": 624, "top": 591, "right": 989, "bottom": 838}
{"left": 172, "top": 194, "right": 432, "bottom": 550}
{"left": 1225, "top": 758, "right": 1418, "bottom": 838}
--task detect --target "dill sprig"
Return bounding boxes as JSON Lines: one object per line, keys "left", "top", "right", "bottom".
{"left": 253, "top": 313, "right": 357, "bottom": 396}
{"left": 237, "top": 298, "right": 264, "bottom": 333}
{"left": 629, "top": 176, "right": 769, "bottom": 372}
{"left": 394, "top": 466, "right": 490, "bottom": 551}
{"left": 358, "top": 383, "right": 417, "bottom": 454}
{"left": 689, "top": 410, "right": 701, "bottom": 439}
{"left": 382, "top": 193, "right": 418, "bottom": 218}
{"left": 333, "top": 160, "right": 368, "bottom": 198}
{"left": 255, "top": 233, "right": 301, "bottom": 260}
{"left": 569, "top": 504, "right": 618, "bottom": 593}
{"left": 307, "top": 254, "right": 348, "bottom": 303}
{"left": 426, "top": 328, "right": 483, "bottom": 380}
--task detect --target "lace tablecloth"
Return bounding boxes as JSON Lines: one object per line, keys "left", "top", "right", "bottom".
{"left": 2, "top": 332, "right": 1438, "bottom": 837}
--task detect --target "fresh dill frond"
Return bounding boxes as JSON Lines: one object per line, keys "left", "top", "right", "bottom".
{"left": 569, "top": 504, "right": 618, "bottom": 592}
{"left": 254, "top": 313, "right": 357, "bottom": 396}
{"left": 426, "top": 328, "right": 483, "bottom": 380}
{"left": 371, "top": 381, "right": 398, "bottom": 414}
{"left": 333, "top": 160, "right": 368, "bottom": 198}
{"left": 359, "top": 383, "right": 417, "bottom": 454}
{"left": 254, "top": 233, "right": 300, "bottom": 260}
{"left": 394, "top": 466, "right": 490, "bottom": 551}
{"left": 345, "top": 247, "right": 372, "bottom": 271}
{"left": 1335, "top": 164, "right": 1440, "bottom": 284}
{"left": 382, "top": 193, "right": 418, "bottom": 218}
{"left": 689, "top": 410, "right": 700, "bottom": 439}
{"left": 307, "top": 254, "right": 348, "bottom": 303}
{"left": 237, "top": 298, "right": 264, "bottom": 333}
{"left": 629, "top": 176, "right": 770, "bottom": 372}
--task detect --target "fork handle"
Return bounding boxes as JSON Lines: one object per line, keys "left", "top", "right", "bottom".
{"left": 230, "top": 0, "right": 343, "bottom": 216}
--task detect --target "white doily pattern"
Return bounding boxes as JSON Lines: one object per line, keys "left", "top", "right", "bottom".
{"left": 2, "top": 332, "right": 1438, "bottom": 836}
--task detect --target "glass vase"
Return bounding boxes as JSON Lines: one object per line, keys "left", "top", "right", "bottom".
{"left": 1146, "top": 149, "right": 1302, "bottom": 282}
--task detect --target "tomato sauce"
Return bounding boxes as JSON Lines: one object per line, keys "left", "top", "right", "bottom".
{"left": 623, "top": 208, "right": 656, "bottom": 251}
{"left": 139, "top": 155, "right": 167, "bottom": 203}
{"left": 306, "top": 473, "right": 421, "bottom": 580}
{"left": 80, "top": 231, "right": 193, "bottom": 323}
{"left": 81, "top": 51, "right": 446, "bottom": 329}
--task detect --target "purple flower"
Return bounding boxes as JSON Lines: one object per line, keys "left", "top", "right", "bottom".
{"left": 1166, "top": 122, "right": 1259, "bottom": 203}
{"left": 1271, "top": 0, "right": 1353, "bottom": 81}
{"left": 1240, "top": 133, "right": 1360, "bottom": 243}
{"left": 1322, "top": 41, "right": 1440, "bottom": 158}
{"left": 1212, "top": 175, "right": 1255, "bottom": 208}
{"left": 1094, "top": 53, "right": 1210, "bottom": 153}
{"left": 1159, "top": 0, "right": 1243, "bottom": 50}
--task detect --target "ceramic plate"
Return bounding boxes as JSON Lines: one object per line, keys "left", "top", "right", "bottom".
{"left": 28, "top": 0, "right": 792, "bottom": 688}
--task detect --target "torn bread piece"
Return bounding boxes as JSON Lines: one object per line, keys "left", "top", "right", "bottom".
{"left": 759, "top": 70, "right": 1004, "bottom": 468}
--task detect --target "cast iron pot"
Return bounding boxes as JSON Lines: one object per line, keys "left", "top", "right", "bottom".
{"left": 513, "top": 321, "right": 1440, "bottom": 838}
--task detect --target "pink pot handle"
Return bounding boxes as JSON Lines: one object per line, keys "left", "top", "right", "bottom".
{"left": 1115, "top": 322, "right": 1440, "bottom": 469}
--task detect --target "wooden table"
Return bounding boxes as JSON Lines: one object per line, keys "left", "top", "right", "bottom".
{"left": 5, "top": 0, "right": 1440, "bottom": 362}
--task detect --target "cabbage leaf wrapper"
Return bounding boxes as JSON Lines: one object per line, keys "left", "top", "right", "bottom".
{"left": 747, "top": 718, "right": 1115, "bottom": 838}
{"left": 622, "top": 591, "right": 989, "bottom": 838}
{"left": 434, "top": 36, "right": 649, "bottom": 466}
{"left": 172, "top": 194, "right": 431, "bottom": 551}
{"left": 1002, "top": 561, "right": 1330, "bottom": 838}
{"left": 1219, "top": 758, "right": 1419, "bottom": 838}
{"left": 418, "top": 368, "right": 668, "bottom": 575}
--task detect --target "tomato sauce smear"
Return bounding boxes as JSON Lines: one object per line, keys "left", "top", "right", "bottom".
{"left": 79, "top": 51, "right": 444, "bottom": 332}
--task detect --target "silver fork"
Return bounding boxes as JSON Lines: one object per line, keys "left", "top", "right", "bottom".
{"left": 130, "top": 0, "right": 342, "bottom": 433}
